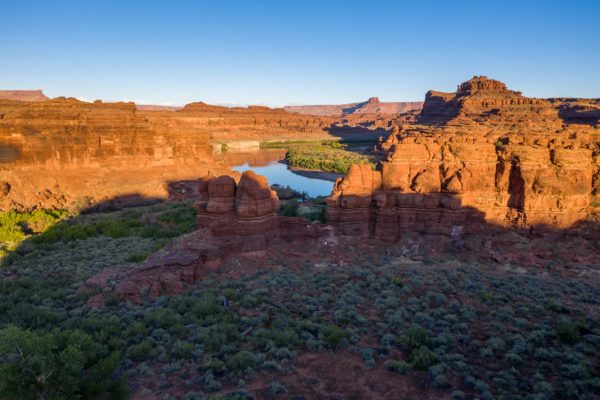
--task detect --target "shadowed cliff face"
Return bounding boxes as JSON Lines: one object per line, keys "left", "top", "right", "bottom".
{"left": 328, "top": 77, "right": 600, "bottom": 235}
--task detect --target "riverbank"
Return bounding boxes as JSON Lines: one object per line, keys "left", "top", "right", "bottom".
{"left": 286, "top": 162, "right": 343, "bottom": 182}
{"left": 262, "top": 140, "right": 379, "bottom": 174}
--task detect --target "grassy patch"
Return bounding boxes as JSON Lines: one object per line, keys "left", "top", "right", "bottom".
{"left": 263, "top": 140, "right": 378, "bottom": 173}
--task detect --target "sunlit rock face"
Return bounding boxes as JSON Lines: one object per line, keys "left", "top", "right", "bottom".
{"left": 0, "top": 98, "right": 336, "bottom": 211}
{"left": 328, "top": 76, "right": 600, "bottom": 237}
{"left": 0, "top": 98, "right": 219, "bottom": 210}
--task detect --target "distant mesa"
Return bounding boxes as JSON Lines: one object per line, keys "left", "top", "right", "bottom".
{"left": 135, "top": 104, "right": 182, "bottom": 111}
{"left": 0, "top": 90, "right": 49, "bottom": 102}
{"left": 419, "top": 75, "right": 562, "bottom": 126}
{"left": 284, "top": 97, "right": 423, "bottom": 116}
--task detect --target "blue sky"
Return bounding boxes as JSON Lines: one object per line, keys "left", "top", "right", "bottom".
{"left": 1, "top": 0, "right": 599, "bottom": 106}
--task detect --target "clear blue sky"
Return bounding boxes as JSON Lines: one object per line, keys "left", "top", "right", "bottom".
{"left": 1, "top": 0, "right": 599, "bottom": 106}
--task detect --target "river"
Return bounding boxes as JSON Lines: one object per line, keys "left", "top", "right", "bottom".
{"left": 218, "top": 148, "right": 339, "bottom": 197}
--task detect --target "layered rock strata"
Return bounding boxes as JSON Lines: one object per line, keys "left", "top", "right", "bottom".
{"left": 0, "top": 98, "right": 341, "bottom": 210}
{"left": 86, "top": 171, "right": 331, "bottom": 301}
{"left": 328, "top": 76, "right": 600, "bottom": 237}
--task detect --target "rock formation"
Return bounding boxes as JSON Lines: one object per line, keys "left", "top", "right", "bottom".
{"left": 548, "top": 98, "right": 600, "bottom": 126}
{"left": 328, "top": 76, "right": 600, "bottom": 238}
{"left": 0, "top": 98, "right": 218, "bottom": 210}
{"left": 84, "top": 171, "right": 332, "bottom": 302}
{"left": 0, "top": 97, "right": 341, "bottom": 210}
{"left": 0, "top": 90, "right": 49, "bottom": 101}
{"left": 284, "top": 97, "right": 423, "bottom": 116}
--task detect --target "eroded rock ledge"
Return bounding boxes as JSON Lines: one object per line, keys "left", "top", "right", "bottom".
{"left": 83, "top": 171, "right": 332, "bottom": 303}
{"left": 327, "top": 76, "right": 599, "bottom": 238}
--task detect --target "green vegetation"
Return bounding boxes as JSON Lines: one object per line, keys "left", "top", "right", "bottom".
{"left": 0, "top": 209, "right": 68, "bottom": 257}
{"left": 277, "top": 198, "right": 326, "bottom": 223}
{"left": 0, "top": 326, "right": 129, "bottom": 400}
{"left": 278, "top": 198, "right": 300, "bottom": 217}
{"left": 0, "top": 201, "right": 599, "bottom": 398}
{"left": 263, "top": 140, "right": 378, "bottom": 173}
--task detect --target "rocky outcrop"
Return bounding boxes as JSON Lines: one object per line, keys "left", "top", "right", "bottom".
{"left": 548, "top": 98, "right": 600, "bottom": 126}
{"left": 420, "top": 76, "right": 563, "bottom": 130}
{"left": 328, "top": 77, "right": 600, "bottom": 238}
{"left": 284, "top": 98, "right": 423, "bottom": 116}
{"left": 194, "top": 171, "right": 285, "bottom": 252}
{"left": 0, "top": 90, "right": 49, "bottom": 101}
{"left": 84, "top": 171, "right": 332, "bottom": 302}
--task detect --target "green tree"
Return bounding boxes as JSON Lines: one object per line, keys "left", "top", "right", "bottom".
{"left": 0, "top": 326, "right": 129, "bottom": 400}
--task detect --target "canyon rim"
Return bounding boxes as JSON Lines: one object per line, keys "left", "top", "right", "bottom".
{"left": 1, "top": 2, "right": 599, "bottom": 400}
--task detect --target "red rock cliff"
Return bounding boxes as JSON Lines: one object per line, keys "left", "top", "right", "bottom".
{"left": 0, "top": 98, "right": 338, "bottom": 210}
{"left": 328, "top": 76, "right": 600, "bottom": 237}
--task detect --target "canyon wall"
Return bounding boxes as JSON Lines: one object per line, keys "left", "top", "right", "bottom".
{"left": 328, "top": 76, "right": 600, "bottom": 237}
{"left": 0, "top": 98, "right": 338, "bottom": 210}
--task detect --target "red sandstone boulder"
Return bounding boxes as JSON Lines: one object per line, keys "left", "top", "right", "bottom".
{"left": 235, "top": 171, "right": 280, "bottom": 217}
{"left": 206, "top": 175, "right": 236, "bottom": 213}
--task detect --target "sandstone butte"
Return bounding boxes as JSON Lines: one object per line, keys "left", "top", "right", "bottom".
{"left": 327, "top": 76, "right": 600, "bottom": 238}
{"left": 0, "top": 89, "right": 49, "bottom": 102}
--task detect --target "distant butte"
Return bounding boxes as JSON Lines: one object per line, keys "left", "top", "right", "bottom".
{"left": 0, "top": 90, "right": 49, "bottom": 102}
{"left": 284, "top": 97, "right": 423, "bottom": 116}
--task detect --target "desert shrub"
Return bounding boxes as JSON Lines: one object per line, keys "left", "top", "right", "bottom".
{"left": 410, "top": 346, "right": 439, "bottom": 370}
{"left": 431, "top": 372, "right": 451, "bottom": 388}
{"left": 0, "top": 326, "right": 129, "bottom": 400}
{"left": 451, "top": 391, "right": 466, "bottom": 400}
{"left": 267, "top": 381, "right": 287, "bottom": 396}
{"left": 391, "top": 276, "right": 405, "bottom": 287}
{"left": 201, "top": 372, "right": 222, "bottom": 392}
{"left": 360, "top": 347, "right": 375, "bottom": 369}
{"left": 398, "top": 324, "right": 433, "bottom": 350}
{"left": 252, "top": 326, "right": 301, "bottom": 349}
{"left": 126, "top": 338, "right": 155, "bottom": 361}
{"left": 320, "top": 324, "right": 346, "bottom": 348}
{"left": 303, "top": 206, "right": 326, "bottom": 223}
{"left": 384, "top": 359, "right": 412, "bottom": 374}
{"left": 278, "top": 199, "right": 300, "bottom": 217}
{"left": 554, "top": 318, "right": 581, "bottom": 344}
{"left": 182, "top": 392, "right": 206, "bottom": 400}
{"left": 226, "top": 351, "right": 256, "bottom": 373}
{"left": 200, "top": 323, "right": 240, "bottom": 352}
{"left": 212, "top": 390, "right": 254, "bottom": 400}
